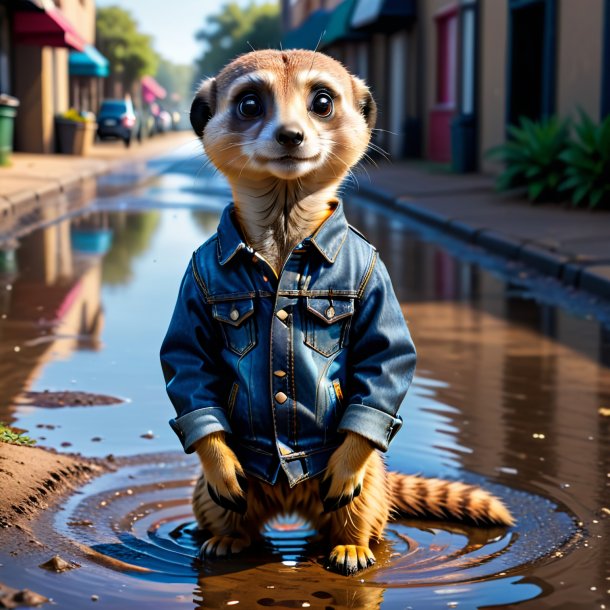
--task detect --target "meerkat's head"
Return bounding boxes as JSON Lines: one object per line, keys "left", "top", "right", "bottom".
{"left": 190, "top": 50, "right": 376, "bottom": 185}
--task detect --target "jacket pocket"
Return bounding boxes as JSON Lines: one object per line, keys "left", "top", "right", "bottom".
{"left": 212, "top": 298, "right": 256, "bottom": 356}
{"left": 304, "top": 297, "right": 354, "bottom": 357}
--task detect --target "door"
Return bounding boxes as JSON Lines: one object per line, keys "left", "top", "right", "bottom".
{"left": 507, "top": 0, "right": 556, "bottom": 126}
{"left": 429, "top": 6, "right": 458, "bottom": 162}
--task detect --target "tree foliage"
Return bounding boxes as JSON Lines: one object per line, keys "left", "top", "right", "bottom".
{"left": 195, "top": 2, "right": 281, "bottom": 77}
{"left": 156, "top": 58, "right": 195, "bottom": 106}
{"left": 96, "top": 6, "right": 159, "bottom": 92}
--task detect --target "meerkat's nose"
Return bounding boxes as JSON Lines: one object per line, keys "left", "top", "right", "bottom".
{"left": 275, "top": 125, "right": 304, "bottom": 148}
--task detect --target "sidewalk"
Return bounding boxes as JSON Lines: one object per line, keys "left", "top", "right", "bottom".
{"left": 0, "top": 130, "right": 197, "bottom": 219}
{"left": 353, "top": 161, "right": 610, "bottom": 300}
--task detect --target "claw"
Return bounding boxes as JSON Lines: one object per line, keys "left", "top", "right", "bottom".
{"left": 236, "top": 472, "right": 249, "bottom": 496}
{"left": 198, "top": 535, "right": 249, "bottom": 560}
{"left": 328, "top": 545, "right": 376, "bottom": 575}
{"left": 207, "top": 483, "right": 247, "bottom": 514}
{"left": 322, "top": 492, "right": 355, "bottom": 514}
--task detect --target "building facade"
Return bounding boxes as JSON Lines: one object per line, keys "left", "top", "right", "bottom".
{"left": 0, "top": 0, "right": 103, "bottom": 154}
{"left": 283, "top": 0, "right": 610, "bottom": 173}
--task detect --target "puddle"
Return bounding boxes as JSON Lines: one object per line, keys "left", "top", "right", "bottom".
{"left": 0, "top": 156, "right": 608, "bottom": 608}
{"left": 31, "top": 452, "right": 576, "bottom": 609}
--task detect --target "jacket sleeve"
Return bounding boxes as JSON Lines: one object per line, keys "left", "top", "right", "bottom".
{"left": 160, "top": 260, "right": 232, "bottom": 453}
{"left": 338, "top": 255, "right": 416, "bottom": 451}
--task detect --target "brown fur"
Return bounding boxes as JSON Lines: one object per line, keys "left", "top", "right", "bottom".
{"left": 193, "top": 434, "right": 513, "bottom": 574}
{"left": 190, "top": 50, "right": 513, "bottom": 575}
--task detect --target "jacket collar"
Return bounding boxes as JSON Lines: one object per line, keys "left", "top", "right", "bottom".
{"left": 216, "top": 201, "right": 349, "bottom": 265}
{"left": 309, "top": 200, "right": 349, "bottom": 263}
{"left": 216, "top": 205, "right": 246, "bottom": 265}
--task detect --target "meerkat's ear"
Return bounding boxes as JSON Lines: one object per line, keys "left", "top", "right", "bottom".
{"left": 351, "top": 76, "right": 377, "bottom": 130}
{"left": 190, "top": 78, "right": 217, "bottom": 137}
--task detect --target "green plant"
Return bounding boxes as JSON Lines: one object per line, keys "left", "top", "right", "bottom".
{"left": 0, "top": 423, "right": 36, "bottom": 446}
{"left": 487, "top": 116, "right": 570, "bottom": 202}
{"left": 559, "top": 110, "right": 610, "bottom": 208}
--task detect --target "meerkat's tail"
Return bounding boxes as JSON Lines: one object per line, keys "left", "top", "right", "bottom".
{"left": 387, "top": 473, "right": 515, "bottom": 527}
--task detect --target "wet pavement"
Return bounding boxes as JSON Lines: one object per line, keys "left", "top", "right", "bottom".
{"left": 0, "top": 153, "right": 608, "bottom": 609}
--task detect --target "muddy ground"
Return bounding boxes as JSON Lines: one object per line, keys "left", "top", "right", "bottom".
{"left": 0, "top": 443, "right": 108, "bottom": 607}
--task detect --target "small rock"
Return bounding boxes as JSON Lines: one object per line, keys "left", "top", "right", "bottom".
{"left": 38, "top": 555, "right": 80, "bottom": 573}
{"left": 67, "top": 520, "right": 93, "bottom": 528}
{"left": 12, "top": 589, "right": 49, "bottom": 607}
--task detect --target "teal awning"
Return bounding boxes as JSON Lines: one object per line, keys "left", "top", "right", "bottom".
{"left": 283, "top": 10, "right": 331, "bottom": 50}
{"left": 69, "top": 44, "right": 109, "bottom": 78}
{"left": 323, "top": 0, "right": 362, "bottom": 46}
{"left": 351, "top": 0, "right": 416, "bottom": 32}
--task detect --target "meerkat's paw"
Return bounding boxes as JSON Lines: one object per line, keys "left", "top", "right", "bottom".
{"left": 195, "top": 432, "right": 249, "bottom": 514}
{"left": 320, "top": 432, "right": 373, "bottom": 513}
{"left": 328, "top": 545, "right": 376, "bottom": 575}
{"left": 198, "top": 535, "right": 250, "bottom": 560}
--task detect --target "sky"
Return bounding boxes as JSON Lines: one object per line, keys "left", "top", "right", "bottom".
{"left": 95, "top": 0, "right": 258, "bottom": 66}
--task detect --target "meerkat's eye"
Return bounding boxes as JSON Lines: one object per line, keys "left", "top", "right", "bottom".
{"left": 311, "top": 91, "right": 334, "bottom": 118}
{"left": 237, "top": 93, "right": 263, "bottom": 119}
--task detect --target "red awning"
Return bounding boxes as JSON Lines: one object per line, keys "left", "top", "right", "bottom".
{"left": 14, "top": 8, "right": 86, "bottom": 52}
{"left": 141, "top": 75, "right": 167, "bottom": 104}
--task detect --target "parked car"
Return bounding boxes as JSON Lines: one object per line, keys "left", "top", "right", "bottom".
{"left": 97, "top": 99, "right": 138, "bottom": 147}
{"left": 148, "top": 102, "right": 171, "bottom": 134}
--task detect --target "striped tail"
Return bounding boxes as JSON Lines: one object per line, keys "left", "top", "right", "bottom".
{"left": 388, "top": 473, "right": 515, "bottom": 527}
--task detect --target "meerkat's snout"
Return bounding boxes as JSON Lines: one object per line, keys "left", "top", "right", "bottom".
{"left": 275, "top": 124, "right": 304, "bottom": 148}
{"left": 191, "top": 50, "right": 376, "bottom": 183}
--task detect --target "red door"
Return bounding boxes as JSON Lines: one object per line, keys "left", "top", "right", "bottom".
{"left": 429, "top": 6, "right": 458, "bottom": 162}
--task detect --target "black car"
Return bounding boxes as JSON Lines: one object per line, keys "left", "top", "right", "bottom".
{"left": 97, "top": 99, "right": 138, "bottom": 147}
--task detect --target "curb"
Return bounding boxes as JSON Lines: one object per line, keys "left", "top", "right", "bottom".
{"left": 349, "top": 183, "right": 610, "bottom": 302}
{"left": 0, "top": 143, "right": 187, "bottom": 240}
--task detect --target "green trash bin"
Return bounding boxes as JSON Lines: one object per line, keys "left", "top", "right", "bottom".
{"left": 0, "top": 94, "right": 19, "bottom": 167}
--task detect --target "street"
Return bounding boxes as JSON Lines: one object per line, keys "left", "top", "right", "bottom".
{"left": 0, "top": 148, "right": 607, "bottom": 609}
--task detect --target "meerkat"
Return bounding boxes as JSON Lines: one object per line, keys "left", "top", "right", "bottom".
{"left": 161, "top": 49, "right": 514, "bottom": 576}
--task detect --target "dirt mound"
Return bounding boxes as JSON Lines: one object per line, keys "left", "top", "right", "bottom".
{"left": 0, "top": 444, "right": 107, "bottom": 534}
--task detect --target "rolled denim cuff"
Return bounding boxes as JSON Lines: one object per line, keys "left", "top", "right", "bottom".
{"left": 169, "top": 406, "right": 232, "bottom": 454}
{"left": 338, "top": 403, "right": 403, "bottom": 452}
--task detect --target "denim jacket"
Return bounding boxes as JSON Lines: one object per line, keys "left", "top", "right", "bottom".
{"left": 160, "top": 202, "right": 416, "bottom": 487}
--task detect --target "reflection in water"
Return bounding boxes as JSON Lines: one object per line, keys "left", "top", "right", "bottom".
{"left": 0, "top": 161, "right": 608, "bottom": 608}
{"left": 51, "top": 454, "right": 576, "bottom": 610}
{"left": 102, "top": 212, "right": 161, "bottom": 285}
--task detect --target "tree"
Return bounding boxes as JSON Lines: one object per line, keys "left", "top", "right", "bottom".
{"left": 195, "top": 2, "right": 281, "bottom": 77}
{"left": 96, "top": 6, "right": 159, "bottom": 96}
{"left": 155, "top": 58, "right": 195, "bottom": 112}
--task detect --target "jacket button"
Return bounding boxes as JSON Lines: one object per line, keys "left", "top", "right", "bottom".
{"left": 325, "top": 306, "right": 335, "bottom": 319}
{"left": 276, "top": 309, "right": 289, "bottom": 321}
{"left": 274, "top": 370, "right": 287, "bottom": 378}
{"left": 230, "top": 308, "right": 240, "bottom": 321}
{"left": 275, "top": 391, "right": 288, "bottom": 404}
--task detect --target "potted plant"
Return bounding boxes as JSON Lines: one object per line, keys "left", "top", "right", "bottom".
{"left": 55, "top": 109, "right": 97, "bottom": 156}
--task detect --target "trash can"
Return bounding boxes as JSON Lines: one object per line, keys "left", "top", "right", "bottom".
{"left": 0, "top": 94, "right": 20, "bottom": 167}
{"left": 55, "top": 116, "right": 97, "bottom": 155}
